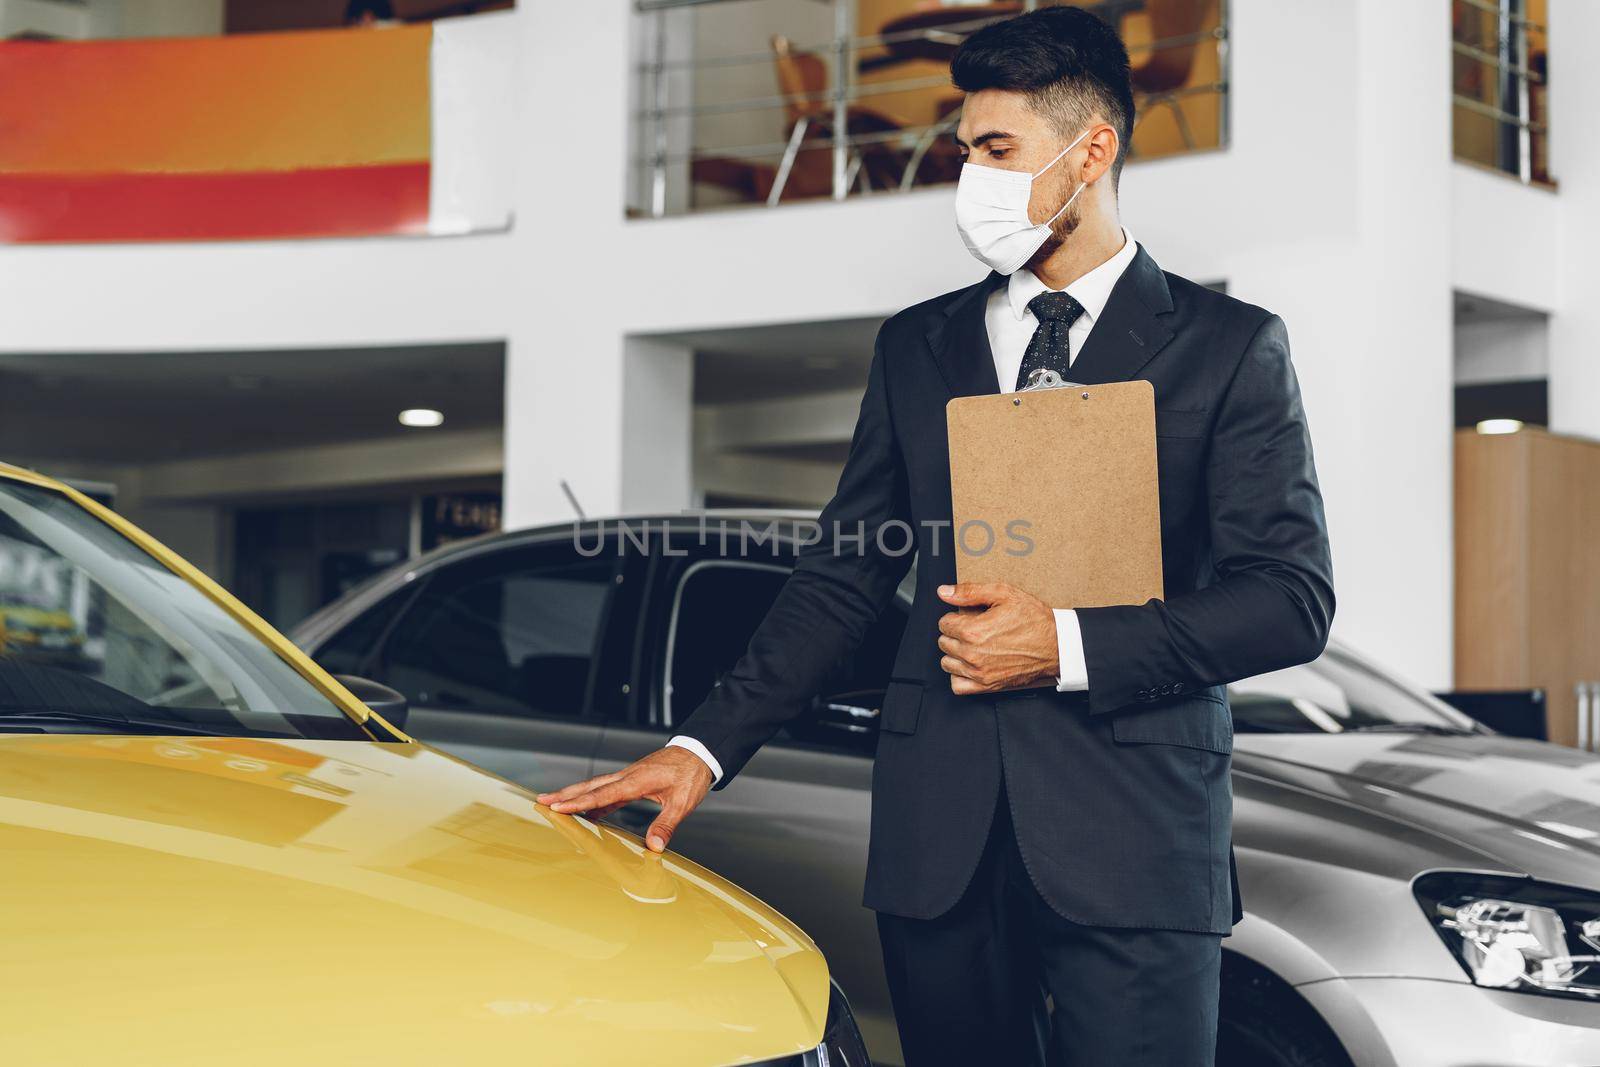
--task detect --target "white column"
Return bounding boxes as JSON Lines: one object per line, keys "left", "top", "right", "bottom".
{"left": 1547, "top": 0, "right": 1600, "bottom": 440}
{"left": 621, "top": 335, "right": 694, "bottom": 513}
{"left": 501, "top": 2, "right": 634, "bottom": 528}
{"left": 1336, "top": 0, "right": 1456, "bottom": 687}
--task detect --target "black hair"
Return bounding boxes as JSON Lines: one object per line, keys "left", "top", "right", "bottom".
{"left": 345, "top": 0, "right": 396, "bottom": 22}
{"left": 950, "top": 6, "right": 1135, "bottom": 182}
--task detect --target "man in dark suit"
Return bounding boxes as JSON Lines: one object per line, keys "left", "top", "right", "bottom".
{"left": 540, "top": 8, "right": 1333, "bottom": 1065}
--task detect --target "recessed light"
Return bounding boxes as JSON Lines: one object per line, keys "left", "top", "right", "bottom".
{"left": 399, "top": 408, "right": 444, "bottom": 428}
{"left": 1475, "top": 418, "right": 1523, "bottom": 436}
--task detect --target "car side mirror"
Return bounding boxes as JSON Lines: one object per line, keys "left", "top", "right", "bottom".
{"left": 333, "top": 674, "right": 409, "bottom": 732}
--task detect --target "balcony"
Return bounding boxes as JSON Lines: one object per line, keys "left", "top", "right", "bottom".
{"left": 628, "top": 0, "right": 1230, "bottom": 219}
{"left": 1452, "top": 0, "right": 1551, "bottom": 187}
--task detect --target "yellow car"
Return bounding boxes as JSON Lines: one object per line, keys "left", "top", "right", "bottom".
{"left": 0, "top": 462, "right": 868, "bottom": 1067}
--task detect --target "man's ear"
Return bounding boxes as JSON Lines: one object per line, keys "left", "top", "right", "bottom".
{"left": 1083, "top": 121, "right": 1120, "bottom": 183}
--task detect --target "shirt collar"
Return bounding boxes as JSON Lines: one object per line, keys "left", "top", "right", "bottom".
{"left": 1006, "top": 227, "right": 1139, "bottom": 324}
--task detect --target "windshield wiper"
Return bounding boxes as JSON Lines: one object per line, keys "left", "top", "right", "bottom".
{"left": 0, "top": 708, "right": 213, "bottom": 736}
{"left": 1345, "top": 722, "right": 1482, "bottom": 736}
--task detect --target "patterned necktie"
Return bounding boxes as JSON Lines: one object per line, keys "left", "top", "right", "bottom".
{"left": 1014, "top": 291, "right": 1087, "bottom": 391}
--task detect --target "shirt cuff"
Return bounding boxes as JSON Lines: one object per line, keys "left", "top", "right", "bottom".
{"left": 666, "top": 735, "right": 724, "bottom": 785}
{"left": 1054, "top": 608, "right": 1089, "bottom": 693}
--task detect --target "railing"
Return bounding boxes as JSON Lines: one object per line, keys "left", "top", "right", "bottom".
{"left": 1451, "top": 0, "right": 1550, "bottom": 185}
{"left": 629, "top": 0, "right": 1230, "bottom": 218}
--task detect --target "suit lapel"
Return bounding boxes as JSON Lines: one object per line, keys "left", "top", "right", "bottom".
{"left": 926, "top": 271, "right": 1005, "bottom": 398}
{"left": 1063, "top": 246, "right": 1176, "bottom": 386}
{"left": 923, "top": 249, "right": 1177, "bottom": 395}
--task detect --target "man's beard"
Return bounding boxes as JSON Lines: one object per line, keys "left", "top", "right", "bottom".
{"left": 1026, "top": 183, "right": 1084, "bottom": 267}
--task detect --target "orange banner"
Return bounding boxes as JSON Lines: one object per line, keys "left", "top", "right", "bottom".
{"left": 0, "top": 25, "right": 432, "bottom": 241}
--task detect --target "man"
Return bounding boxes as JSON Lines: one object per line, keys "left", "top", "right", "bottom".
{"left": 539, "top": 8, "right": 1333, "bottom": 1065}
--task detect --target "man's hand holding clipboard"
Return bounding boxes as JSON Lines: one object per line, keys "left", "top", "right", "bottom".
{"left": 940, "top": 377, "right": 1163, "bottom": 694}
{"left": 935, "top": 580, "right": 1063, "bottom": 694}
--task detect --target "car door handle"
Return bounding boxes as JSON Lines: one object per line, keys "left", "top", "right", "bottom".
{"left": 825, "top": 701, "right": 880, "bottom": 720}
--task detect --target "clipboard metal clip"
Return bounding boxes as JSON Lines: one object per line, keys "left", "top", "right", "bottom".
{"left": 1020, "top": 368, "right": 1086, "bottom": 392}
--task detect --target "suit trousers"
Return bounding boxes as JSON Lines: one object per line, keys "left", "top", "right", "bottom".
{"left": 876, "top": 788, "right": 1222, "bottom": 1067}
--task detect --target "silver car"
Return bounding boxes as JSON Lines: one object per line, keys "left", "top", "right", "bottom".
{"left": 292, "top": 515, "right": 1600, "bottom": 1066}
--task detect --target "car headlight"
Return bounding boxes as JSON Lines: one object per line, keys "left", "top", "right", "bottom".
{"left": 756, "top": 980, "right": 870, "bottom": 1067}
{"left": 1415, "top": 871, "right": 1600, "bottom": 999}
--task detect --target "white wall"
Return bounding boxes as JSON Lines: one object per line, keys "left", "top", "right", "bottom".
{"left": 1453, "top": 165, "right": 1562, "bottom": 311}
{"left": 102, "top": 0, "right": 225, "bottom": 39}
{"left": 431, "top": 14, "right": 518, "bottom": 236}
{"left": 0, "top": 0, "right": 86, "bottom": 37}
{"left": 621, "top": 337, "right": 694, "bottom": 513}
{"left": 0, "top": 0, "right": 228, "bottom": 40}
{"left": 1456, "top": 317, "right": 1549, "bottom": 385}
{"left": 1547, "top": 0, "right": 1600, "bottom": 442}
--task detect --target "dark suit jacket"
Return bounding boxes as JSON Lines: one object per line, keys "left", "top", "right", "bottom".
{"left": 679, "top": 247, "right": 1335, "bottom": 934}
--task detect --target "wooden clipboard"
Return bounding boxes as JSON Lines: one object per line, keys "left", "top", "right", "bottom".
{"left": 946, "top": 378, "right": 1163, "bottom": 609}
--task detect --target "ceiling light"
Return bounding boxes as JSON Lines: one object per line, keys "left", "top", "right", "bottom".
{"left": 399, "top": 408, "right": 444, "bottom": 428}
{"left": 1476, "top": 418, "right": 1523, "bottom": 436}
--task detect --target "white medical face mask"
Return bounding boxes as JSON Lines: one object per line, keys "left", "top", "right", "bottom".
{"left": 954, "top": 127, "right": 1094, "bottom": 276}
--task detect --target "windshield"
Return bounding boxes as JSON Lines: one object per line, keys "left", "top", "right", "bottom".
{"left": 0, "top": 481, "right": 368, "bottom": 740}
{"left": 1231, "top": 650, "right": 1479, "bottom": 734}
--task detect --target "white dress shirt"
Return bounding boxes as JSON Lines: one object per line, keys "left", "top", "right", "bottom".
{"left": 986, "top": 227, "right": 1140, "bottom": 694}
{"left": 670, "top": 229, "right": 1142, "bottom": 784}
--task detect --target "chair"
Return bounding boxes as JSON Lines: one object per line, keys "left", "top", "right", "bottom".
{"left": 767, "top": 35, "right": 910, "bottom": 205}
{"left": 1127, "top": 0, "right": 1215, "bottom": 151}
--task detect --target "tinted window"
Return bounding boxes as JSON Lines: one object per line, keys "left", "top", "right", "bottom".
{"left": 665, "top": 560, "right": 907, "bottom": 756}
{"left": 377, "top": 550, "right": 617, "bottom": 718}
{"left": 311, "top": 585, "right": 413, "bottom": 677}
{"left": 667, "top": 563, "right": 789, "bottom": 723}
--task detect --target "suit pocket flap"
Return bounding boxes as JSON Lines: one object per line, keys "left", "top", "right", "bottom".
{"left": 880, "top": 680, "right": 924, "bottom": 735}
{"left": 1111, "top": 697, "right": 1232, "bottom": 753}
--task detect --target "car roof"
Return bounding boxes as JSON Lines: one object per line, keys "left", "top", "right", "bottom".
{"left": 400, "top": 509, "right": 824, "bottom": 568}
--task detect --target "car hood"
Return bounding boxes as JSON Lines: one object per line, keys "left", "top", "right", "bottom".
{"left": 1236, "top": 732, "right": 1600, "bottom": 887}
{"left": 0, "top": 735, "right": 828, "bottom": 1066}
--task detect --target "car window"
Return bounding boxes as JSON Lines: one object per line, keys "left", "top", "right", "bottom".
{"left": 664, "top": 559, "right": 907, "bottom": 757}
{"left": 310, "top": 584, "right": 414, "bottom": 678}
{"left": 1231, "top": 651, "right": 1477, "bottom": 734}
{"left": 376, "top": 549, "right": 618, "bottom": 719}
{"left": 0, "top": 480, "right": 367, "bottom": 740}
{"left": 665, "top": 562, "right": 789, "bottom": 725}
